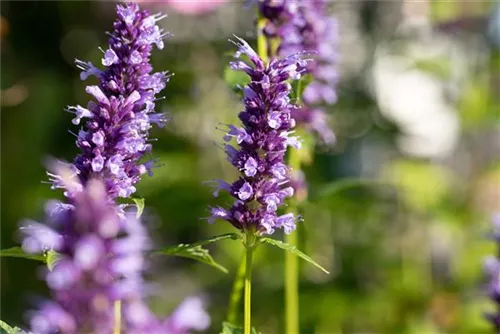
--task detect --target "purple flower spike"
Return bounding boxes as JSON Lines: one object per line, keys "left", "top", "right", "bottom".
{"left": 259, "top": 0, "right": 338, "bottom": 144}
{"left": 60, "top": 3, "right": 171, "bottom": 199}
{"left": 207, "top": 37, "right": 304, "bottom": 235}
{"left": 24, "top": 178, "right": 154, "bottom": 334}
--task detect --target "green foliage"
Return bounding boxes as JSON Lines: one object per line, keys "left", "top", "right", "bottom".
{"left": 220, "top": 322, "right": 259, "bottom": 334}
{"left": 0, "top": 247, "right": 45, "bottom": 262}
{"left": 0, "top": 247, "right": 60, "bottom": 271}
{"left": 383, "top": 160, "right": 453, "bottom": 212}
{"left": 154, "top": 233, "right": 242, "bottom": 273}
{"left": 0, "top": 320, "right": 28, "bottom": 334}
{"left": 45, "top": 250, "right": 61, "bottom": 272}
{"left": 259, "top": 237, "right": 329, "bottom": 274}
{"left": 132, "top": 198, "right": 145, "bottom": 218}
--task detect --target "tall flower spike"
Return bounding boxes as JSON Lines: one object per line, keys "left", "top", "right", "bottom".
{"left": 259, "top": 0, "right": 338, "bottom": 144}
{"left": 207, "top": 37, "right": 306, "bottom": 235}
{"left": 64, "top": 2, "right": 171, "bottom": 199}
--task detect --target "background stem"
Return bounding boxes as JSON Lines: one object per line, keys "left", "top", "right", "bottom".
{"left": 257, "top": 17, "right": 269, "bottom": 64}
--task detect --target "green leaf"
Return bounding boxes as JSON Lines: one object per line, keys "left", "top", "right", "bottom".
{"left": 0, "top": 320, "right": 28, "bottom": 334}
{"left": 259, "top": 237, "right": 330, "bottom": 274}
{"left": 132, "top": 198, "right": 145, "bottom": 219}
{"left": 164, "top": 245, "right": 229, "bottom": 273}
{"left": 46, "top": 250, "right": 61, "bottom": 271}
{"left": 220, "top": 322, "right": 259, "bottom": 334}
{"left": 0, "top": 247, "right": 45, "bottom": 262}
{"left": 0, "top": 247, "right": 61, "bottom": 271}
{"left": 154, "top": 233, "right": 242, "bottom": 273}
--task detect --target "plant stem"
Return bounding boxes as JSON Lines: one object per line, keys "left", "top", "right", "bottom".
{"left": 285, "top": 145, "right": 302, "bottom": 334}
{"left": 227, "top": 252, "right": 246, "bottom": 324}
{"left": 285, "top": 229, "right": 299, "bottom": 334}
{"left": 113, "top": 300, "right": 121, "bottom": 334}
{"left": 244, "top": 232, "right": 256, "bottom": 334}
{"left": 257, "top": 17, "right": 269, "bottom": 64}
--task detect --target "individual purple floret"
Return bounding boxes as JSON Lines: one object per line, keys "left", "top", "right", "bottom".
{"left": 207, "top": 37, "right": 306, "bottom": 235}
{"left": 259, "top": 0, "right": 338, "bottom": 144}
{"left": 484, "top": 213, "right": 500, "bottom": 331}
{"left": 64, "top": 2, "right": 170, "bottom": 199}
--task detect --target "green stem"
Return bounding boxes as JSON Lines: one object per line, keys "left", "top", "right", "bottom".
{"left": 257, "top": 17, "right": 269, "bottom": 64}
{"left": 285, "top": 230, "right": 299, "bottom": 334}
{"left": 113, "top": 300, "right": 121, "bottom": 334}
{"left": 285, "top": 147, "right": 302, "bottom": 334}
{"left": 227, "top": 252, "right": 246, "bottom": 324}
{"left": 244, "top": 232, "right": 256, "bottom": 334}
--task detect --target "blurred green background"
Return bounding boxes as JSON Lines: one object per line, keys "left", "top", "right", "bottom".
{"left": 1, "top": 1, "right": 499, "bottom": 333}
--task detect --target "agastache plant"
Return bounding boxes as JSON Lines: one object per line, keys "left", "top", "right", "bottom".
{"left": 208, "top": 37, "right": 307, "bottom": 235}
{"left": 24, "top": 174, "right": 154, "bottom": 333}
{"left": 259, "top": 0, "right": 338, "bottom": 144}
{"left": 18, "top": 3, "right": 209, "bottom": 334}
{"left": 23, "top": 171, "right": 209, "bottom": 334}
{"left": 208, "top": 36, "right": 309, "bottom": 334}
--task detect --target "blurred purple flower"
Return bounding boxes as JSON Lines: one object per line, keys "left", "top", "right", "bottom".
{"left": 25, "top": 179, "right": 154, "bottom": 333}
{"left": 207, "top": 37, "right": 306, "bottom": 235}
{"left": 259, "top": 0, "right": 338, "bottom": 144}
{"left": 61, "top": 3, "right": 170, "bottom": 199}
{"left": 165, "top": 297, "right": 211, "bottom": 334}
{"left": 484, "top": 213, "right": 500, "bottom": 330}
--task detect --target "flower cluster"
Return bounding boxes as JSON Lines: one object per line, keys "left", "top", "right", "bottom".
{"left": 23, "top": 177, "right": 153, "bottom": 333}
{"left": 67, "top": 2, "right": 170, "bottom": 199}
{"left": 208, "top": 37, "right": 306, "bottom": 235}
{"left": 23, "top": 173, "right": 209, "bottom": 334}
{"left": 484, "top": 213, "right": 500, "bottom": 330}
{"left": 259, "top": 0, "right": 338, "bottom": 144}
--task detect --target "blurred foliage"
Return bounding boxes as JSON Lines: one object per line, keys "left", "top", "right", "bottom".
{"left": 1, "top": 1, "right": 499, "bottom": 333}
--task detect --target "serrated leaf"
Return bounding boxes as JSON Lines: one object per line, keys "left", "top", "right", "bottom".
{"left": 220, "top": 322, "right": 259, "bottom": 334}
{"left": 167, "top": 245, "right": 229, "bottom": 273}
{"left": 132, "top": 198, "right": 145, "bottom": 219}
{"left": 0, "top": 247, "right": 45, "bottom": 262}
{"left": 259, "top": 237, "right": 329, "bottom": 274}
{"left": 0, "top": 320, "right": 29, "bottom": 334}
{"left": 46, "top": 250, "right": 61, "bottom": 271}
{"left": 154, "top": 233, "right": 241, "bottom": 273}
